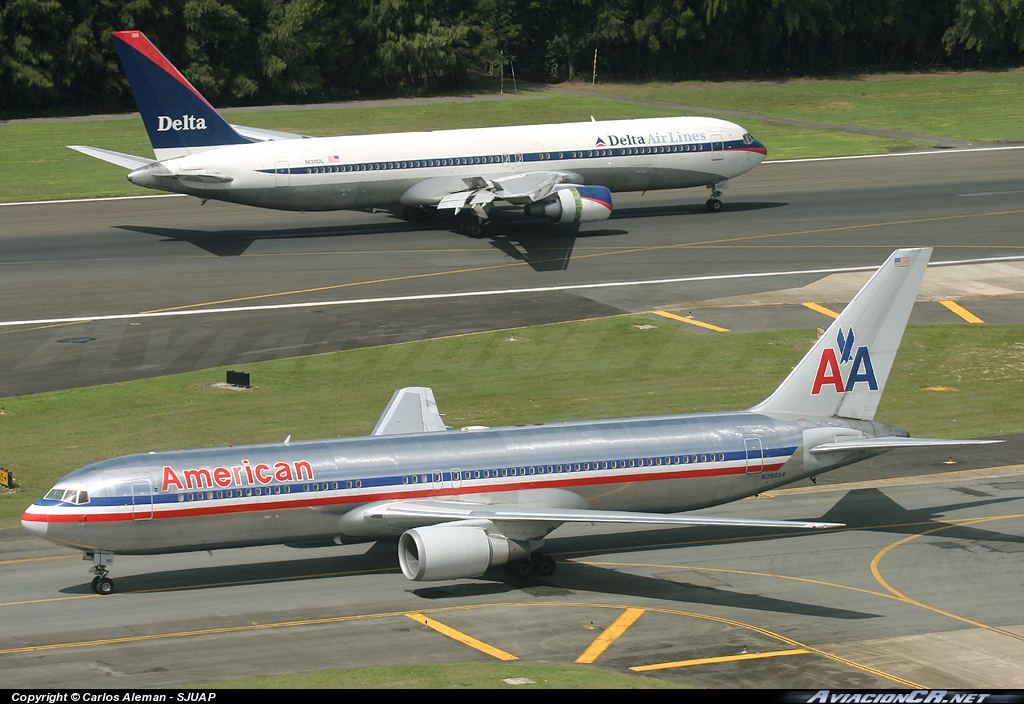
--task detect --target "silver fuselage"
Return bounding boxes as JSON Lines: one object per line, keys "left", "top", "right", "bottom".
{"left": 24, "top": 411, "right": 902, "bottom": 554}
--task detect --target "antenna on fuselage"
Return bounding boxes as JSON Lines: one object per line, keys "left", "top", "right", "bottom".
{"left": 283, "top": 435, "right": 291, "bottom": 445}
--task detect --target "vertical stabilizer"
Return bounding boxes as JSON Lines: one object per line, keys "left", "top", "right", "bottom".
{"left": 111, "top": 31, "right": 249, "bottom": 160}
{"left": 752, "top": 248, "right": 931, "bottom": 420}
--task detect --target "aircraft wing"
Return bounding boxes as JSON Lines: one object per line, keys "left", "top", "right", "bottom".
{"left": 809, "top": 437, "right": 1002, "bottom": 454}
{"left": 228, "top": 124, "right": 309, "bottom": 141}
{"left": 372, "top": 387, "right": 448, "bottom": 435}
{"left": 376, "top": 499, "right": 841, "bottom": 530}
{"left": 422, "top": 171, "right": 575, "bottom": 214}
{"left": 67, "top": 145, "right": 155, "bottom": 170}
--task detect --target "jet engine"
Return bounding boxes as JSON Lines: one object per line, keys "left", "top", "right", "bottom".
{"left": 524, "top": 186, "right": 612, "bottom": 224}
{"left": 398, "top": 525, "right": 530, "bottom": 581}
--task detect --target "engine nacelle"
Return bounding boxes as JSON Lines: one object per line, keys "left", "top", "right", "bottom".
{"left": 524, "top": 186, "right": 612, "bottom": 224}
{"left": 398, "top": 525, "right": 530, "bottom": 581}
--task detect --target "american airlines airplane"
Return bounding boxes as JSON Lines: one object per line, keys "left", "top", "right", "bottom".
{"left": 23, "top": 248, "right": 997, "bottom": 594}
{"left": 69, "top": 31, "right": 768, "bottom": 235}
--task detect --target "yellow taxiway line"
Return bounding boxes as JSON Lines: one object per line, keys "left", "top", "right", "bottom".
{"left": 632, "top": 648, "right": 809, "bottom": 672}
{"left": 940, "top": 300, "right": 984, "bottom": 323}
{"left": 802, "top": 302, "right": 840, "bottom": 318}
{"left": 652, "top": 309, "right": 730, "bottom": 332}
{"left": 575, "top": 607, "right": 645, "bottom": 664}
{"left": 405, "top": 612, "right": 518, "bottom": 661}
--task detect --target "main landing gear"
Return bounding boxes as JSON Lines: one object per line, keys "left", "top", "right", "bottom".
{"left": 503, "top": 552, "right": 557, "bottom": 579}
{"left": 706, "top": 180, "right": 728, "bottom": 212}
{"left": 85, "top": 551, "right": 115, "bottom": 594}
{"left": 455, "top": 211, "right": 496, "bottom": 238}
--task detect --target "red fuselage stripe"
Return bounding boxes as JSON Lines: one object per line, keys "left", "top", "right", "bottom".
{"left": 23, "top": 462, "right": 785, "bottom": 524}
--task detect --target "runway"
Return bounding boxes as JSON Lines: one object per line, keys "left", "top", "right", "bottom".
{"left": 2, "top": 147, "right": 1024, "bottom": 688}
{"left": 2, "top": 148, "right": 1024, "bottom": 397}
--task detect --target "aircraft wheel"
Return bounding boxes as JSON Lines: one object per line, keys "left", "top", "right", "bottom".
{"left": 532, "top": 554, "right": 556, "bottom": 577}
{"left": 403, "top": 206, "right": 430, "bottom": 223}
{"left": 506, "top": 558, "right": 532, "bottom": 578}
{"left": 706, "top": 198, "right": 722, "bottom": 213}
{"left": 94, "top": 577, "right": 115, "bottom": 595}
{"left": 91, "top": 576, "right": 100, "bottom": 591}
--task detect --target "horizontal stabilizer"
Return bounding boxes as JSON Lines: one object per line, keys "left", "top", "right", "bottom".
{"left": 809, "top": 437, "right": 1002, "bottom": 454}
{"left": 379, "top": 499, "right": 842, "bottom": 530}
{"left": 229, "top": 124, "right": 309, "bottom": 141}
{"left": 68, "top": 145, "right": 155, "bottom": 170}
{"left": 372, "top": 387, "right": 448, "bottom": 436}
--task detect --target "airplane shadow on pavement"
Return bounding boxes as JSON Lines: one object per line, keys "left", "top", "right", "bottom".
{"left": 57, "top": 488, "right": 1021, "bottom": 619}
{"left": 112, "top": 199, "right": 784, "bottom": 269}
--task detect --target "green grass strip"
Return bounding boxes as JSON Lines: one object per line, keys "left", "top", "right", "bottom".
{"left": 197, "top": 662, "right": 687, "bottom": 688}
{"left": 593, "top": 71, "right": 1024, "bottom": 142}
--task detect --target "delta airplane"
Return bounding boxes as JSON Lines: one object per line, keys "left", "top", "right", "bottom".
{"left": 69, "top": 31, "right": 768, "bottom": 235}
{"left": 23, "top": 248, "right": 998, "bottom": 594}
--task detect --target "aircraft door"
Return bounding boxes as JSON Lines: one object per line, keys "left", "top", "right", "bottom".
{"left": 710, "top": 134, "right": 724, "bottom": 161}
{"left": 432, "top": 471, "right": 443, "bottom": 492}
{"left": 131, "top": 480, "right": 154, "bottom": 520}
{"left": 275, "top": 160, "right": 290, "bottom": 187}
{"left": 744, "top": 437, "right": 764, "bottom": 474}
{"left": 451, "top": 469, "right": 462, "bottom": 490}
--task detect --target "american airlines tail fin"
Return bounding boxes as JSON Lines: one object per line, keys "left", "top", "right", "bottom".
{"left": 751, "top": 248, "right": 932, "bottom": 421}
{"left": 111, "top": 30, "right": 249, "bottom": 160}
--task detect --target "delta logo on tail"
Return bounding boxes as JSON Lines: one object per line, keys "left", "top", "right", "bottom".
{"left": 811, "top": 327, "right": 878, "bottom": 395}
{"left": 157, "top": 115, "right": 208, "bottom": 132}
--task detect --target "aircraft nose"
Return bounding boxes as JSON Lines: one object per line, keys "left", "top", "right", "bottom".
{"left": 21, "top": 512, "right": 48, "bottom": 539}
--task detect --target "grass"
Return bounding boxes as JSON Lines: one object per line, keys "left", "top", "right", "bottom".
{"left": 1, "top": 91, "right": 920, "bottom": 204}
{"left": 591, "top": 70, "right": 1024, "bottom": 142}
{"left": 196, "top": 662, "right": 685, "bottom": 688}
{"left": 3, "top": 317, "right": 1021, "bottom": 527}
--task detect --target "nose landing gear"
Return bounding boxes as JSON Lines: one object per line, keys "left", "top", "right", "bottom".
{"left": 706, "top": 180, "right": 728, "bottom": 212}
{"left": 85, "top": 551, "right": 116, "bottom": 594}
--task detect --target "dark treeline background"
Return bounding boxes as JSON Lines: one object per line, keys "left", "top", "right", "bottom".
{"left": 3, "top": 0, "right": 1024, "bottom": 118}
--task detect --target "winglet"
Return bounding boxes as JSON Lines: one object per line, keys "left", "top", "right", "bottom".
{"left": 111, "top": 30, "right": 249, "bottom": 159}
{"left": 372, "top": 387, "right": 448, "bottom": 435}
{"left": 752, "top": 248, "right": 932, "bottom": 421}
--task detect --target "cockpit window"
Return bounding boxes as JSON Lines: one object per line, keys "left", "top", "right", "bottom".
{"left": 45, "top": 488, "right": 89, "bottom": 504}
{"left": 743, "top": 133, "right": 754, "bottom": 145}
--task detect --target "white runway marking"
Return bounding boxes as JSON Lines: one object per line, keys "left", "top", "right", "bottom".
{"left": 957, "top": 189, "right": 1024, "bottom": 198}
{"left": 0, "top": 194, "right": 184, "bottom": 207}
{"left": 764, "top": 145, "right": 1024, "bottom": 165}
{"left": 2, "top": 255, "right": 1023, "bottom": 329}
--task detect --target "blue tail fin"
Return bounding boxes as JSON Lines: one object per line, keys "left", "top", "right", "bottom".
{"left": 112, "top": 30, "right": 249, "bottom": 159}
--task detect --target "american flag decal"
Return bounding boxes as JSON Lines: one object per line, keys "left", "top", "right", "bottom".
{"left": 894, "top": 256, "right": 909, "bottom": 267}
{"left": 328, "top": 155, "right": 340, "bottom": 163}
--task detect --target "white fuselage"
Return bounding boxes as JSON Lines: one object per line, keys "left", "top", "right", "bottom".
{"left": 131, "top": 116, "right": 767, "bottom": 211}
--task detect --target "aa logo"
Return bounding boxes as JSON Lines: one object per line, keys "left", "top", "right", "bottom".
{"left": 811, "top": 327, "right": 878, "bottom": 394}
